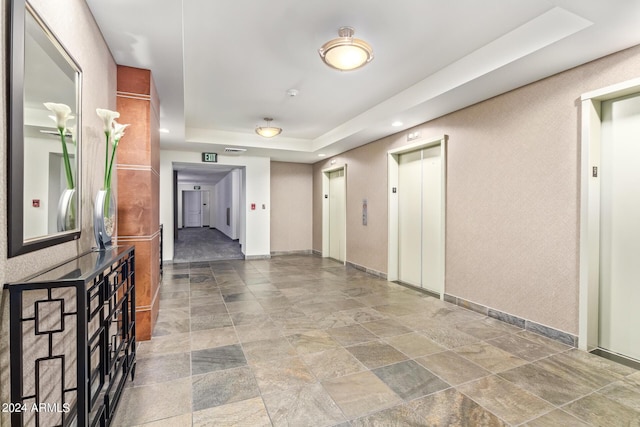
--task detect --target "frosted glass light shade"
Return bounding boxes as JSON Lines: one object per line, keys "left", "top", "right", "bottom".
{"left": 319, "top": 27, "right": 373, "bottom": 71}
{"left": 255, "top": 118, "right": 282, "bottom": 138}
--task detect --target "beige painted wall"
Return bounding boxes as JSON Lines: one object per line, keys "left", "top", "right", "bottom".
{"left": 1, "top": 1, "right": 116, "bottom": 424}
{"left": 313, "top": 44, "right": 640, "bottom": 335}
{"left": 270, "top": 162, "right": 313, "bottom": 253}
{"left": 312, "top": 144, "right": 389, "bottom": 271}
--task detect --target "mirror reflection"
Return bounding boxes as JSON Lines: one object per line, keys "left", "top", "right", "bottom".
{"left": 22, "top": 4, "right": 80, "bottom": 242}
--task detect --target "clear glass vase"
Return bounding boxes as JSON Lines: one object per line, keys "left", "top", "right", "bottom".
{"left": 57, "top": 188, "right": 76, "bottom": 232}
{"left": 94, "top": 188, "right": 116, "bottom": 250}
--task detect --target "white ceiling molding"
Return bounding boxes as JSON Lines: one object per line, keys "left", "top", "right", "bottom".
{"left": 86, "top": 0, "right": 640, "bottom": 163}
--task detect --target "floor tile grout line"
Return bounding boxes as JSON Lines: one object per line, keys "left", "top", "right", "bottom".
{"left": 455, "top": 386, "right": 526, "bottom": 427}
{"left": 138, "top": 256, "right": 640, "bottom": 426}
{"left": 187, "top": 262, "right": 194, "bottom": 421}
{"left": 253, "top": 262, "right": 393, "bottom": 424}
{"left": 225, "top": 263, "right": 276, "bottom": 426}
{"left": 512, "top": 408, "right": 596, "bottom": 427}
{"left": 555, "top": 378, "right": 637, "bottom": 416}
{"left": 365, "top": 315, "right": 581, "bottom": 424}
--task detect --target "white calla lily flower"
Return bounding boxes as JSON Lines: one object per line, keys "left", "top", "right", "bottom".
{"left": 44, "top": 102, "right": 73, "bottom": 131}
{"left": 68, "top": 124, "right": 77, "bottom": 145}
{"left": 112, "top": 121, "right": 130, "bottom": 144}
{"left": 44, "top": 102, "right": 75, "bottom": 189}
{"left": 96, "top": 108, "right": 120, "bottom": 135}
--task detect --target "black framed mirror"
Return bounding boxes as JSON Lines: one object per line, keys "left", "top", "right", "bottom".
{"left": 8, "top": 0, "right": 82, "bottom": 257}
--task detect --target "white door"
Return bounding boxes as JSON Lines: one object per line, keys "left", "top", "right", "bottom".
{"left": 398, "top": 146, "right": 443, "bottom": 293}
{"left": 183, "top": 190, "right": 202, "bottom": 228}
{"left": 329, "top": 169, "right": 346, "bottom": 261}
{"left": 202, "top": 191, "right": 210, "bottom": 227}
{"left": 599, "top": 92, "right": 640, "bottom": 361}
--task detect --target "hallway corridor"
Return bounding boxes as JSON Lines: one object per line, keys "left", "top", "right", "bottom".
{"left": 173, "top": 228, "right": 244, "bottom": 262}
{"left": 113, "top": 256, "right": 640, "bottom": 426}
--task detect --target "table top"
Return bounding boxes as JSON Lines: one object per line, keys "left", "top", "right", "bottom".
{"left": 4, "top": 245, "right": 134, "bottom": 288}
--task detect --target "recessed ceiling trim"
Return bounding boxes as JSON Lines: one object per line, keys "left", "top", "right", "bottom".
{"left": 88, "top": 0, "right": 640, "bottom": 164}
{"left": 187, "top": 127, "right": 313, "bottom": 151}
{"left": 311, "top": 7, "right": 593, "bottom": 152}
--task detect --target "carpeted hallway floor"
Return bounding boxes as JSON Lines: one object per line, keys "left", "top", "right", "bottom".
{"left": 174, "top": 228, "right": 244, "bottom": 262}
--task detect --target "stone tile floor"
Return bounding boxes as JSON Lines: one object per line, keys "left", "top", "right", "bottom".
{"left": 113, "top": 255, "right": 640, "bottom": 426}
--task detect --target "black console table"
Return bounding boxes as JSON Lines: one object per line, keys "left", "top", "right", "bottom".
{"left": 4, "top": 246, "right": 136, "bottom": 427}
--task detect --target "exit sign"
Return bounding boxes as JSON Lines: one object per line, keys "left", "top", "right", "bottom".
{"left": 202, "top": 152, "right": 218, "bottom": 163}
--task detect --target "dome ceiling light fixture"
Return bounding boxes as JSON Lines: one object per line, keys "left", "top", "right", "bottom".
{"left": 319, "top": 26, "right": 373, "bottom": 71}
{"left": 255, "top": 117, "right": 282, "bottom": 138}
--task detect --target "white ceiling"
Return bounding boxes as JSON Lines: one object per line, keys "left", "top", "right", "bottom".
{"left": 86, "top": 0, "right": 640, "bottom": 163}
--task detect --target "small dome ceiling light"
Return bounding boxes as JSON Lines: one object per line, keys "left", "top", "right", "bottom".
{"left": 319, "top": 26, "right": 373, "bottom": 71}
{"left": 255, "top": 118, "right": 282, "bottom": 138}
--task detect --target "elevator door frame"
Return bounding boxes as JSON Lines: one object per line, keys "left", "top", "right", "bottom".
{"left": 579, "top": 77, "right": 640, "bottom": 354}
{"left": 387, "top": 135, "right": 447, "bottom": 298}
{"left": 322, "top": 164, "right": 347, "bottom": 264}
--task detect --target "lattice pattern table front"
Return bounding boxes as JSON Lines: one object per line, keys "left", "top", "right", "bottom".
{"left": 5, "top": 246, "right": 136, "bottom": 427}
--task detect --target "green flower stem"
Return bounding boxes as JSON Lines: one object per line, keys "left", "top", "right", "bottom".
{"left": 105, "top": 139, "right": 118, "bottom": 194}
{"left": 104, "top": 131, "right": 110, "bottom": 189}
{"left": 103, "top": 141, "right": 119, "bottom": 217}
{"left": 103, "top": 131, "right": 112, "bottom": 216}
{"left": 104, "top": 187, "right": 111, "bottom": 218}
{"left": 58, "top": 127, "right": 74, "bottom": 189}
{"left": 70, "top": 193, "right": 76, "bottom": 229}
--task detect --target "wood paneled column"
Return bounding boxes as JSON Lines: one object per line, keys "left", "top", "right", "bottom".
{"left": 116, "top": 65, "right": 160, "bottom": 341}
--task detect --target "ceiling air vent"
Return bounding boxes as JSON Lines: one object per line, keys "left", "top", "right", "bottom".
{"left": 224, "top": 147, "right": 246, "bottom": 154}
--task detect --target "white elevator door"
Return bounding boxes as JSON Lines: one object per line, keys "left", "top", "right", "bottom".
{"left": 422, "top": 147, "right": 442, "bottom": 291}
{"left": 398, "top": 150, "right": 422, "bottom": 287}
{"left": 398, "top": 146, "right": 442, "bottom": 293}
{"left": 599, "top": 92, "right": 640, "bottom": 361}
{"left": 329, "top": 170, "right": 345, "bottom": 261}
